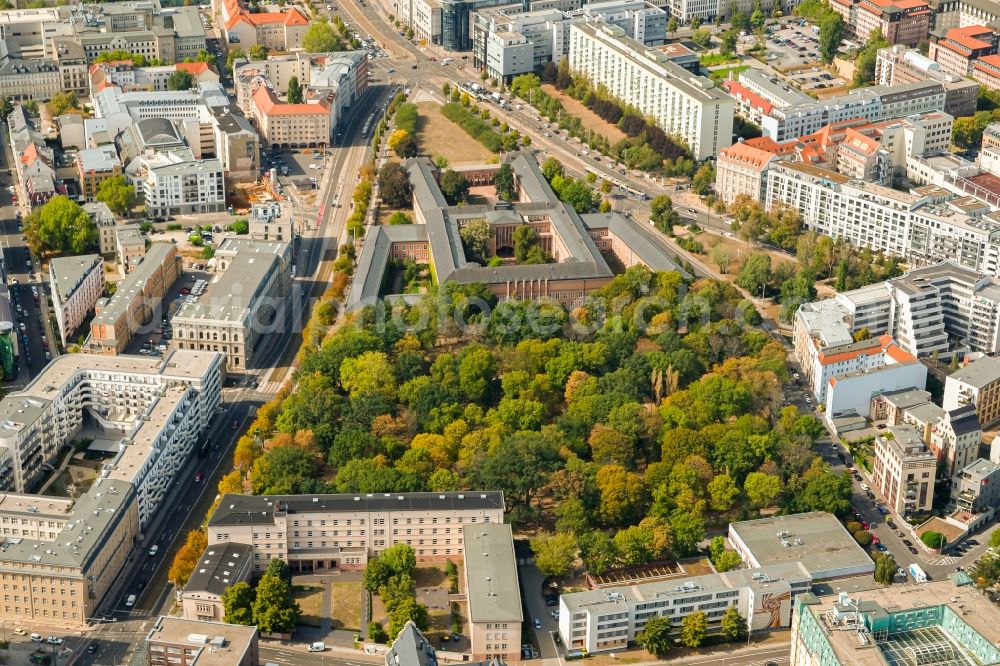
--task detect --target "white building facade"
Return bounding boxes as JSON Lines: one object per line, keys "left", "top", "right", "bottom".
{"left": 49, "top": 254, "right": 105, "bottom": 347}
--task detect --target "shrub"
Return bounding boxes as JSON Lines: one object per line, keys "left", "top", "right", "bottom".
{"left": 441, "top": 102, "right": 506, "bottom": 152}
{"left": 921, "top": 531, "right": 946, "bottom": 549}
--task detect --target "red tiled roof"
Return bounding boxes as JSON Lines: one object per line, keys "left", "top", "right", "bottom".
{"left": 228, "top": 6, "right": 308, "bottom": 29}
{"left": 253, "top": 85, "right": 329, "bottom": 116}
{"left": 840, "top": 127, "right": 881, "bottom": 156}
{"left": 176, "top": 61, "right": 210, "bottom": 76}
{"left": 722, "top": 80, "right": 774, "bottom": 116}
{"left": 718, "top": 142, "right": 775, "bottom": 172}
{"left": 940, "top": 26, "right": 994, "bottom": 54}
{"left": 974, "top": 54, "right": 1000, "bottom": 74}
{"left": 744, "top": 136, "right": 799, "bottom": 156}
{"left": 815, "top": 334, "right": 915, "bottom": 366}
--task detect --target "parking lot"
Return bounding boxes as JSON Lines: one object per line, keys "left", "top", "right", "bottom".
{"left": 786, "top": 66, "right": 848, "bottom": 94}
{"left": 122, "top": 264, "right": 214, "bottom": 357}
{"left": 764, "top": 22, "right": 824, "bottom": 69}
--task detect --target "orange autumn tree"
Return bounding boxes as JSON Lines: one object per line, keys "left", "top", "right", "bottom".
{"left": 168, "top": 529, "right": 207, "bottom": 587}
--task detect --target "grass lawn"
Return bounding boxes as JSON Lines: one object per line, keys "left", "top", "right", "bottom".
{"left": 709, "top": 65, "right": 749, "bottom": 83}
{"left": 700, "top": 53, "right": 740, "bottom": 67}
{"left": 539, "top": 84, "right": 627, "bottom": 144}
{"left": 415, "top": 102, "right": 495, "bottom": 165}
{"left": 330, "top": 581, "right": 362, "bottom": 631}
{"left": 293, "top": 585, "right": 324, "bottom": 628}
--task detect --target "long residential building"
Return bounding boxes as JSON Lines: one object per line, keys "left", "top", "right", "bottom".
{"left": 765, "top": 162, "right": 1000, "bottom": 278}
{"left": 206, "top": 492, "right": 506, "bottom": 573}
{"left": 170, "top": 238, "right": 291, "bottom": 371}
{"left": 49, "top": 254, "right": 105, "bottom": 347}
{"left": 567, "top": 20, "right": 733, "bottom": 160}
{"left": 943, "top": 354, "right": 1000, "bottom": 427}
{"left": 874, "top": 44, "right": 980, "bottom": 117}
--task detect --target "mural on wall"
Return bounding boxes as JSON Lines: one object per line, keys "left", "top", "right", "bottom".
{"left": 758, "top": 590, "right": 792, "bottom": 628}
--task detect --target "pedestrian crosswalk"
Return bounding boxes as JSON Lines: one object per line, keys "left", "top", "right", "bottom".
{"left": 923, "top": 555, "right": 962, "bottom": 566}
{"left": 254, "top": 379, "right": 284, "bottom": 395}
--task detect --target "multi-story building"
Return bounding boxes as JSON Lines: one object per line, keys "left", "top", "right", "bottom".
{"left": 246, "top": 84, "right": 331, "bottom": 149}
{"left": 0, "top": 348, "right": 222, "bottom": 503}
{"left": 842, "top": 0, "right": 932, "bottom": 46}
{"left": 76, "top": 145, "right": 122, "bottom": 202}
{"left": 208, "top": 106, "right": 260, "bottom": 184}
{"left": 928, "top": 24, "right": 997, "bottom": 77}
{"left": 90, "top": 61, "right": 220, "bottom": 95}
{"left": 249, "top": 202, "right": 295, "bottom": 242}
{"left": 568, "top": 21, "right": 733, "bottom": 160}
{"left": 471, "top": 0, "right": 667, "bottom": 82}
{"left": 766, "top": 163, "right": 1000, "bottom": 279}
{"left": 874, "top": 44, "right": 980, "bottom": 117}
{"left": 217, "top": 0, "right": 309, "bottom": 51}
{"left": 872, "top": 424, "right": 937, "bottom": 515}
{"left": 146, "top": 617, "right": 259, "bottom": 666}
{"left": 559, "top": 562, "right": 811, "bottom": 654}
{"left": 206, "top": 491, "right": 506, "bottom": 573}
{"left": 135, "top": 152, "right": 226, "bottom": 217}
{"left": 180, "top": 543, "right": 254, "bottom": 622}
{"left": 951, "top": 457, "right": 1000, "bottom": 515}
{"left": 0, "top": 479, "right": 138, "bottom": 629}
{"left": 930, "top": 404, "right": 982, "bottom": 477}
{"left": 0, "top": 59, "right": 63, "bottom": 102}
{"left": 85, "top": 201, "right": 120, "bottom": 256}
{"left": 49, "top": 254, "right": 105, "bottom": 347}
{"left": 89, "top": 243, "right": 182, "bottom": 355}
{"left": 791, "top": 583, "right": 1000, "bottom": 666}
{"left": 463, "top": 524, "right": 522, "bottom": 663}
{"left": 943, "top": 354, "right": 1000, "bottom": 427}
{"left": 386, "top": 622, "right": 438, "bottom": 666}
{"left": 8, "top": 106, "right": 58, "bottom": 208}
{"left": 171, "top": 238, "right": 291, "bottom": 371}
{"left": 715, "top": 141, "right": 776, "bottom": 205}
{"left": 115, "top": 224, "right": 148, "bottom": 273}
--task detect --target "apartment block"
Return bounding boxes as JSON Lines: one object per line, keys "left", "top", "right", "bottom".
{"left": 559, "top": 562, "right": 810, "bottom": 654}
{"left": 181, "top": 543, "right": 254, "bottom": 623}
{"left": 89, "top": 243, "right": 182, "bottom": 355}
{"left": 218, "top": 0, "right": 308, "bottom": 51}
{"left": 0, "top": 59, "right": 63, "bottom": 102}
{"left": 116, "top": 224, "right": 148, "bottom": 274}
{"left": 206, "top": 492, "right": 506, "bottom": 573}
{"left": 171, "top": 238, "right": 291, "bottom": 371}
{"left": 952, "top": 458, "right": 1000, "bottom": 515}
{"left": 146, "top": 617, "right": 258, "bottom": 666}
{"left": 76, "top": 145, "right": 122, "bottom": 202}
{"left": 247, "top": 85, "right": 331, "bottom": 148}
{"left": 49, "top": 254, "right": 105, "bottom": 347}
{"left": 872, "top": 424, "right": 937, "bottom": 515}
{"left": 715, "top": 141, "right": 776, "bottom": 205}
{"left": 928, "top": 25, "right": 997, "bottom": 77}
{"left": 930, "top": 404, "right": 982, "bottom": 477}
{"left": 83, "top": 201, "right": 119, "bottom": 256}
{"left": 568, "top": 21, "right": 733, "bottom": 160}
{"left": 791, "top": 584, "right": 1000, "bottom": 666}
{"left": 874, "top": 44, "right": 980, "bottom": 117}
{"left": 134, "top": 153, "right": 226, "bottom": 217}
{"left": 463, "top": 524, "right": 522, "bottom": 663}
{"left": 855, "top": 0, "right": 932, "bottom": 46}
{"left": 943, "top": 354, "right": 1000, "bottom": 427}
{"left": 471, "top": 0, "right": 667, "bottom": 83}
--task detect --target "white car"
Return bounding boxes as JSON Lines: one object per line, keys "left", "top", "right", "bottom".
{"left": 860, "top": 483, "right": 870, "bottom": 492}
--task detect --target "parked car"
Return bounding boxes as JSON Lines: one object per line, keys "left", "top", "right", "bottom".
{"left": 13, "top": 628, "right": 26, "bottom": 636}
{"left": 88, "top": 642, "right": 99, "bottom": 654}
{"left": 533, "top": 619, "right": 542, "bottom": 630}
{"left": 194, "top": 471, "right": 203, "bottom": 483}
{"left": 860, "top": 483, "right": 870, "bottom": 492}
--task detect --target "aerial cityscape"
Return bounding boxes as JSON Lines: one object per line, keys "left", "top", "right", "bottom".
{"left": 0, "top": 0, "right": 999, "bottom": 664}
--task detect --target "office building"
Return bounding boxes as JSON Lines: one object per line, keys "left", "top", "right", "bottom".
{"left": 872, "top": 424, "right": 937, "bottom": 515}
{"left": 928, "top": 24, "right": 997, "bottom": 77}
{"left": 206, "top": 492, "right": 506, "bottom": 573}
{"left": 830, "top": 0, "right": 932, "bottom": 46}
{"left": 944, "top": 355, "right": 1000, "bottom": 427}
{"left": 89, "top": 243, "right": 182, "bottom": 355}
{"left": 170, "top": 238, "right": 291, "bottom": 371}
{"left": 727, "top": 512, "right": 876, "bottom": 580}
{"left": 559, "top": 562, "right": 811, "bottom": 655}
{"left": 217, "top": 0, "right": 309, "bottom": 52}
{"left": 568, "top": 21, "right": 733, "bottom": 160}
{"left": 146, "top": 617, "right": 259, "bottom": 666}
{"left": 249, "top": 202, "right": 294, "bottom": 242}
{"left": 715, "top": 141, "right": 777, "bottom": 205}
{"left": 874, "top": 44, "right": 980, "bottom": 117}
{"left": 790, "top": 584, "right": 1000, "bottom": 666}
{"left": 181, "top": 543, "right": 254, "bottom": 622}
{"left": 348, "top": 155, "right": 688, "bottom": 312}
{"left": 463, "top": 524, "right": 522, "bottom": 663}
{"left": 49, "top": 254, "right": 105, "bottom": 347}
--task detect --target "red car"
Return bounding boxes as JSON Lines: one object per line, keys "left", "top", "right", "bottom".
{"left": 194, "top": 471, "right": 203, "bottom": 483}
{"left": 179, "top": 287, "right": 190, "bottom": 295}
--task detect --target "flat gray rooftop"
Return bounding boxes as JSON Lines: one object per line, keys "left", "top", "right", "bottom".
{"left": 463, "top": 523, "right": 523, "bottom": 624}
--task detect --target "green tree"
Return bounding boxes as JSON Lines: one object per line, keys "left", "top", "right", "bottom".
{"left": 636, "top": 615, "right": 672, "bottom": 657}
{"left": 854, "top": 530, "right": 873, "bottom": 547}
{"left": 990, "top": 529, "right": 1000, "bottom": 549}
{"left": 681, "top": 611, "right": 707, "bottom": 648}
{"left": 921, "top": 531, "right": 946, "bottom": 549}
{"left": 720, "top": 29, "right": 739, "bottom": 56}
{"left": 720, "top": 605, "right": 748, "bottom": 641}
{"left": 691, "top": 28, "right": 712, "bottom": 47}
{"left": 287, "top": 76, "right": 303, "bottom": 104}
{"left": 303, "top": 19, "right": 345, "bottom": 52}
{"left": 818, "top": 13, "right": 844, "bottom": 64}
{"left": 541, "top": 157, "right": 564, "bottom": 181}
{"left": 251, "top": 563, "right": 301, "bottom": 634}
{"left": 248, "top": 44, "right": 269, "bottom": 60}
{"left": 367, "top": 621, "right": 389, "bottom": 643}
{"left": 379, "top": 163, "right": 413, "bottom": 208}
{"left": 0, "top": 98, "right": 12, "bottom": 119}
{"left": 531, "top": 531, "right": 577, "bottom": 577}
{"left": 853, "top": 29, "right": 890, "bottom": 87}
{"left": 874, "top": 553, "right": 898, "bottom": 585}
{"left": 23, "top": 195, "right": 97, "bottom": 256}
{"left": 692, "top": 162, "right": 716, "bottom": 196}
{"left": 650, "top": 195, "right": 680, "bottom": 233}
{"left": 743, "top": 471, "right": 782, "bottom": 509}
{"left": 440, "top": 169, "right": 470, "bottom": 204}
{"left": 470, "top": 432, "right": 560, "bottom": 516}
{"left": 667, "top": 16, "right": 678, "bottom": 35}
{"left": 96, "top": 175, "right": 137, "bottom": 217}
{"left": 226, "top": 47, "right": 245, "bottom": 73}
{"left": 167, "top": 69, "right": 195, "bottom": 91}
{"left": 46, "top": 91, "right": 80, "bottom": 118}
{"left": 388, "top": 597, "right": 429, "bottom": 637}
{"left": 222, "top": 582, "right": 255, "bottom": 625}
{"left": 708, "top": 474, "right": 740, "bottom": 511}
{"left": 495, "top": 163, "right": 516, "bottom": 201}
{"left": 340, "top": 351, "right": 396, "bottom": 397}
{"left": 459, "top": 219, "right": 492, "bottom": 264}
{"left": 735, "top": 252, "right": 772, "bottom": 297}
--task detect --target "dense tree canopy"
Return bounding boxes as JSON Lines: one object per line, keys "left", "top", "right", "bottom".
{"left": 24, "top": 195, "right": 98, "bottom": 256}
